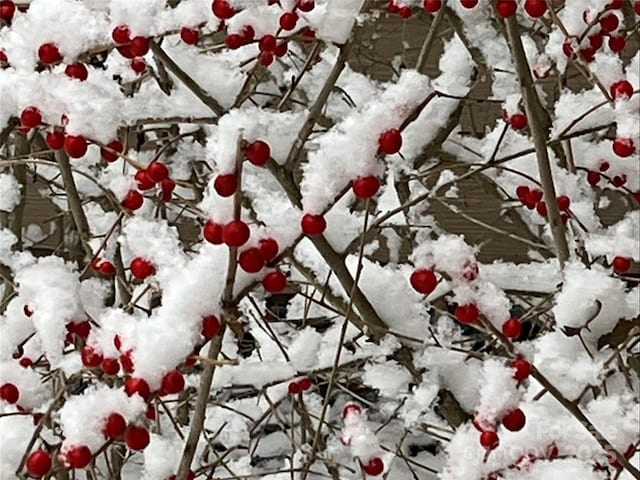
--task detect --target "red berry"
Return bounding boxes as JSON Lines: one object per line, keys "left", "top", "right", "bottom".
{"left": 98, "top": 260, "right": 116, "bottom": 277}
{"left": 131, "top": 57, "right": 146, "bottom": 73}
{"left": 0, "top": 382, "right": 19, "bottom": 403}
{"left": 124, "top": 377, "right": 151, "bottom": 400}
{"left": 588, "top": 33, "right": 603, "bottom": 50}
{"left": 587, "top": 170, "right": 601, "bottom": 186}
{"left": 258, "top": 238, "right": 279, "bottom": 261}
{"left": 298, "top": 377, "right": 312, "bottom": 391}
{"left": 246, "top": 140, "right": 271, "bottom": 166}
{"left": 121, "top": 190, "right": 144, "bottom": 210}
{"left": 125, "top": 425, "right": 150, "bottom": 451}
{"left": 612, "top": 256, "right": 631, "bottom": 273}
{"left": 202, "top": 315, "right": 221, "bottom": 339}
{"left": 502, "top": 408, "right": 526, "bottom": 432}
{"left": 635, "top": 1, "right": 640, "bottom": 14}
{"left": 180, "top": 27, "right": 199, "bottom": 45}
{"left": 274, "top": 42, "right": 288, "bottom": 57}
{"left": 288, "top": 381, "right": 301, "bottom": 395}
{"left": 259, "top": 35, "right": 277, "bottom": 52}
{"left": 524, "top": 0, "right": 546, "bottom": 18}
{"left": 262, "top": 270, "right": 287, "bottom": 293}
{"left": 214, "top": 173, "right": 238, "bottom": 197}
{"left": 203, "top": 220, "right": 224, "bottom": 244}
{"left": 239, "top": 247, "right": 265, "bottom": 273}
{"left": 65, "top": 445, "right": 92, "bottom": 469}
{"left": 161, "top": 370, "right": 185, "bottom": 395}
{"left": 222, "top": 220, "right": 251, "bottom": 247}
{"left": 212, "top": 0, "right": 236, "bottom": 19}
{"left": 130, "top": 36, "right": 150, "bottom": 57}
{"left": 101, "top": 358, "right": 120, "bottom": 375}
{"left": 352, "top": 176, "right": 381, "bottom": 199}
{"left": 21, "top": 106, "right": 42, "bottom": 128}
{"left": 536, "top": 201, "right": 548, "bottom": 217}
{"left": 509, "top": 113, "right": 528, "bottom": 130}
{"left": 378, "top": 128, "right": 402, "bottom": 154}
{"left": 362, "top": 457, "right": 384, "bottom": 476}
{"left": 342, "top": 403, "right": 362, "bottom": 419}
{"left": 510, "top": 357, "right": 532, "bottom": 381}
{"left": 20, "top": 358, "right": 33, "bottom": 368}
{"left": 112, "top": 25, "right": 131, "bottom": 44}
{"left": 608, "top": 35, "right": 626, "bottom": 53}
{"left": 146, "top": 162, "right": 169, "bottom": 183}
{"left": 65, "top": 63, "right": 88, "bottom": 81}
{"left": 145, "top": 405, "right": 156, "bottom": 420}
{"left": 515, "top": 185, "right": 530, "bottom": 202}
{"left": 398, "top": 5, "right": 412, "bottom": 17}
{"left": 134, "top": 171, "right": 154, "bottom": 191}
{"left": 599, "top": 161, "right": 610, "bottom": 172}
{"left": 607, "top": 0, "right": 624, "bottom": 8}
{"left": 610, "top": 80, "right": 634, "bottom": 100}
{"left": 130, "top": 257, "right": 155, "bottom": 279}
{"left": 101, "top": 140, "right": 124, "bottom": 162}
{"left": 260, "top": 52, "right": 274, "bottom": 66}
{"left": 611, "top": 175, "right": 627, "bottom": 187}
{"left": 301, "top": 213, "right": 326, "bottom": 236}
{"left": 38, "top": 43, "right": 62, "bottom": 64}
{"left": 26, "top": 450, "right": 52, "bottom": 477}
{"left": 64, "top": 135, "right": 88, "bottom": 158}
{"left": 225, "top": 34, "right": 244, "bottom": 49}
{"left": 556, "top": 195, "right": 570, "bottom": 211}
{"left": 455, "top": 303, "right": 479, "bottom": 324}
{"left": 0, "top": 0, "right": 16, "bottom": 21}
{"left": 120, "top": 350, "right": 134, "bottom": 373}
{"left": 423, "top": 0, "right": 441, "bottom": 13}
{"left": 279, "top": 11, "right": 298, "bottom": 31}
{"left": 562, "top": 39, "right": 576, "bottom": 58}
{"left": 297, "top": 0, "right": 314, "bottom": 12}
{"left": 480, "top": 431, "right": 500, "bottom": 450}
{"left": 613, "top": 138, "right": 636, "bottom": 157}
{"left": 410, "top": 269, "right": 438, "bottom": 295}
{"left": 24, "top": 304, "right": 33, "bottom": 317}
{"left": 74, "top": 321, "right": 91, "bottom": 339}
{"left": 81, "top": 346, "right": 103, "bottom": 368}
{"left": 496, "top": 0, "right": 517, "bottom": 18}
{"left": 46, "top": 130, "right": 65, "bottom": 150}
{"left": 103, "top": 412, "right": 126, "bottom": 439}
{"left": 502, "top": 317, "right": 522, "bottom": 339}
{"left": 0, "top": 49, "right": 7, "bottom": 64}
{"left": 460, "top": 0, "right": 478, "bottom": 8}
{"left": 599, "top": 13, "right": 619, "bottom": 33}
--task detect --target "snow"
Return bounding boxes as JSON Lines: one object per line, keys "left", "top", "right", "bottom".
{"left": 0, "top": 174, "right": 21, "bottom": 212}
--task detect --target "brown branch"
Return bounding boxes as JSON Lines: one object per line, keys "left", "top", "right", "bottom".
{"left": 149, "top": 40, "right": 225, "bottom": 117}
{"left": 504, "top": 17, "right": 570, "bottom": 266}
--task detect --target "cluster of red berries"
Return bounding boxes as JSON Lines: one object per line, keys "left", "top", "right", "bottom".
{"left": 341, "top": 403, "right": 385, "bottom": 476}
{"left": 515, "top": 186, "right": 571, "bottom": 223}
{"left": 424, "top": 0, "right": 549, "bottom": 18}
{"left": 111, "top": 24, "right": 152, "bottom": 73}
{"left": 25, "top": 411, "right": 152, "bottom": 476}
{"left": 387, "top": 0, "right": 413, "bottom": 19}
{"left": 212, "top": 0, "right": 315, "bottom": 67}
{"left": 586, "top": 160, "right": 630, "bottom": 189}
{"left": 473, "top": 358, "right": 532, "bottom": 452}
{"left": 287, "top": 377, "right": 312, "bottom": 394}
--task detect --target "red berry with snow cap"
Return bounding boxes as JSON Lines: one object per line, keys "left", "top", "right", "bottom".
{"left": 362, "top": 457, "right": 384, "bottom": 476}
{"left": 246, "top": 140, "right": 271, "bottom": 166}
{"left": 455, "top": 303, "right": 479, "bottom": 324}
